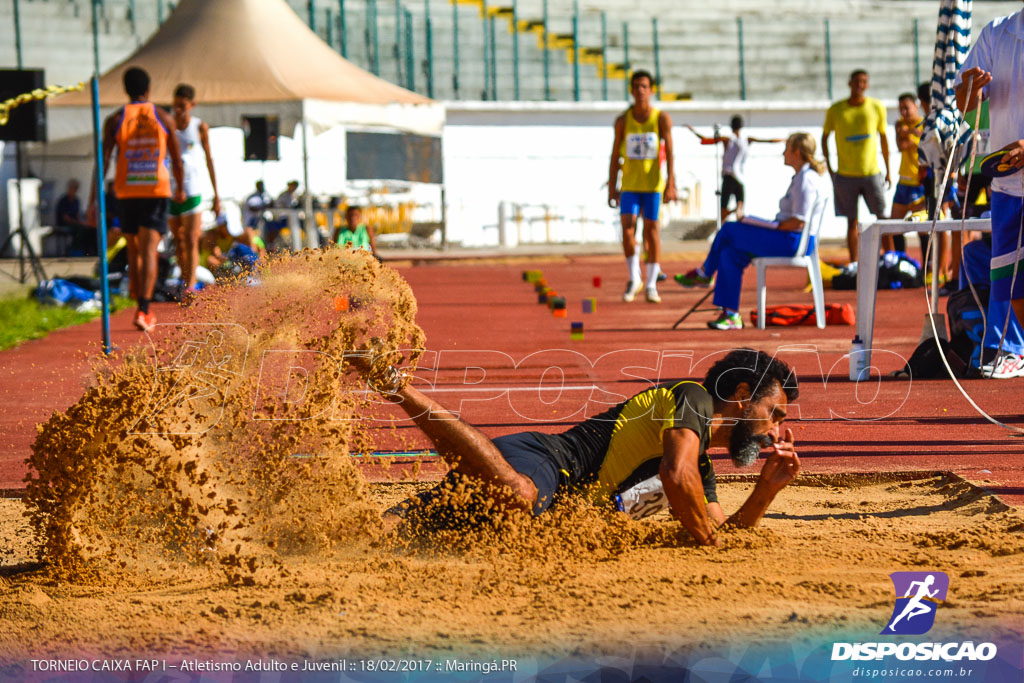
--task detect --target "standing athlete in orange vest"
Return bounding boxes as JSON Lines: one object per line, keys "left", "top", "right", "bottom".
{"left": 90, "top": 67, "right": 184, "bottom": 332}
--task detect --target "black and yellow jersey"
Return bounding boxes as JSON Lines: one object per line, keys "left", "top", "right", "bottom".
{"left": 532, "top": 381, "right": 717, "bottom": 504}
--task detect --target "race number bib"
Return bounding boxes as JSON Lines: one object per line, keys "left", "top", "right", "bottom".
{"left": 614, "top": 474, "right": 670, "bottom": 520}
{"left": 626, "top": 132, "right": 659, "bottom": 161}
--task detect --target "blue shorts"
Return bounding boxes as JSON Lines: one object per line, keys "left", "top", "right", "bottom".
{"left": 892, "top": 183, "right": 925, "bottom": 207}
{"left": 990, "top": 191, "right": 1024, "bottom": 302}
{"left": 620, "top": 191, "right": 661, "bottom": 221}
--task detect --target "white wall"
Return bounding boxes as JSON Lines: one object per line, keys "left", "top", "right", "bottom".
{"left": 442, "top": 99, "right": 905, "bottom": 246}
{"left": 5, "top": 99, "right": 910, "bottom": 248}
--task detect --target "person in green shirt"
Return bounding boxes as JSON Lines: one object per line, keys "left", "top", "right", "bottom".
{"left": 822, "top": 69, "right": 892, "bottom": 263}
{"left": 333, "top": 205, "right": 378, "bottom": 259}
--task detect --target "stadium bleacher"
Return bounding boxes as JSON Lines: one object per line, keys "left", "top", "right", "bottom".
{"left": 1, "top": 0, "right": 1021, "bottom": 101}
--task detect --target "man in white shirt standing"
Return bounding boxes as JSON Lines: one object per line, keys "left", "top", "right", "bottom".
{"left": 685, "top": 115, "right": 783, "bottom": 224}
{"left": 957, "top": 4, "right": 1024, "bottom": 375}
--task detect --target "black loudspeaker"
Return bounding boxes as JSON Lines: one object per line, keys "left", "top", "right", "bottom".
{"left": 0, "top": 69, "right": 47, "bottom": 142}
{"left": 242, "top": 115, "right": 279, "bottom": 161}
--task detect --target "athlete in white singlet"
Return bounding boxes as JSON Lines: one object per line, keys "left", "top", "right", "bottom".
{"left": 169, "top": 83, "right": 220, "bottom": 293}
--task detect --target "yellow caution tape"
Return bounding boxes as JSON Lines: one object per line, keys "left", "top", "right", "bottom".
{"left": 0, "top": 82, "right": 85, "bottom": 127}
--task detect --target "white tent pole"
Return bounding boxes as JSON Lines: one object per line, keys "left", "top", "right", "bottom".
{"left": 301, "top": 106, "right": 314, "bottom": 248}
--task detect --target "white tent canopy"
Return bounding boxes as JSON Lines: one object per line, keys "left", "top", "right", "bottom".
{"left": 48, "top": 0, "right": 444, "bottom": 138}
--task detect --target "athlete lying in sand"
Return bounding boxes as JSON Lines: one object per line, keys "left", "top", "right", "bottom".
{"left": 351, "top": 347, "right": 800, "bottom": 546}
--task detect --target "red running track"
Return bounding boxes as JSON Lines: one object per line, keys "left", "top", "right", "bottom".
{"left": 1, "top": 254, "right": 1022, "bottom": 504}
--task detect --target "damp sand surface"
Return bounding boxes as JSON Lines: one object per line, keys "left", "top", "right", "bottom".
{"left": 1, "top": 474, "right": 1022, "bottom": 662}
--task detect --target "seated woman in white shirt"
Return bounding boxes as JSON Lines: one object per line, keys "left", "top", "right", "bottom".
{"left": 675, "top": 132, "right": 829, "bottom": 329}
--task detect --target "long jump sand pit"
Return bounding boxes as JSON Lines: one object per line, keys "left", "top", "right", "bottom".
{"left": 2, "top": 472, "right": 1022, "bottom": 663}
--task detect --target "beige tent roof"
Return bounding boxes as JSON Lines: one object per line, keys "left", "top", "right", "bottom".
{"left": 53, "top": 0, "right": 432, "bottom": 107}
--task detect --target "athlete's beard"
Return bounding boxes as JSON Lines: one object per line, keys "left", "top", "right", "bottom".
{"left": 728, "top": 407, "right": 773, "bottom": 467}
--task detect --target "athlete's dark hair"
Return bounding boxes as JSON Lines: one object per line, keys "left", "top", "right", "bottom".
{"left": 174, "top": 83, "right": 196, "bottom": 101}
{"left": 702, "top": 348, "right": 798, "bottom": 406}
{"left": 849, "top": 69, "right": 868, "bottom": 81}
{"left": 730, "top": 115, "right": 743, "bottom": 131}
{"left": 123, "top": 67, "right": 150, "bottom": 99}
{"left": 631, "top": 70, "right": 654, "bottom": 87}
{"left": 897, "top": 92, "right": 916, "bottom": 104}
{"left": 345, "top": 204, "right": 362, "bottom": 216}
{"left": 917, "top": 81, "right": 931, "bottom": 103}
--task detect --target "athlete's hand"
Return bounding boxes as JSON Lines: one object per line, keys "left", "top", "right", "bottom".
{"left": 884, "top": 171, "right": 892, "bottom": 189}
{"left": 173, "top": 189, "right": 186, "bottom": 204}
{"left": 757, "top": 428, "right": 800, "bottom": 493}
{"left": 664, "top": 184, "right": 679, "bottom": 203}
{"left": 608, "top": 188, "right": 620, "bottom": 209}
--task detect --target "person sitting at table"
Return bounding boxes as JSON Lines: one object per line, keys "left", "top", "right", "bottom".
{"left": 675, "top": 132, "right": 829, "bottom": 330}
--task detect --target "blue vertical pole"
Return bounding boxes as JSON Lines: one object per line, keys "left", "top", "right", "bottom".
{"left": 369, "top": 0, "right": 380, "bottom": 75}
{"left": 622, "top": 21, "right": 629, "bottom": 101}
{"left": 913, "top": 17, "right": 920, "bottom": 85}
{"left": 425, "top": 0, "right": 434, "bottom": 98}
{"left": 490, "top": 15, "right": 498, "bottom": 99}
{"left": 326, "top": 8, "right": 334, "bottom": 48}
{"left": 512, "top": 0, "right": 519, "bottom": 100}
{"left": 572, "top": 13, "right": 579, "bottom": 102}
{"left": 308, "top": 0, "right": 316, "bottom": 31}
{"left": 482, "top": 0, "right": 490, "bottom": 99}
{"left": 405, "top": 7, "right": 415, "bottom": 91}
{"left": 652, "top": 17, "right": 660, "bottom": 95}
{"left": 452, "top": 0, "right": 460, "bottom": 98}
{"left": 395, "top": 0, "right": 402, "bottom": 82}
{"left": 542, "top": 0, "right": 550, "bottom": 100}
{"left": 600, "top": 12, "right": 607, "bottom": 101}
{"left": 91, "top": 0, "right": 111, "bottom": 355}
{"left": 13, "top": 0, "right": 22, "bottom": 68}
{"left": 737, "top": 17, "right": 746, "bottom": 100}
{"left": 825, "top": 18, "right": 833, "bottom": 100}
{"left": 157, "top": 0, "right": 164, "bottom": 24}
{"left": 339, "top": 0, "right": 347, "bottom": 57}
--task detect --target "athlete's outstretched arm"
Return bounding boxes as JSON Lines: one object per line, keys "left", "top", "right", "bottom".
{"left": 726, "top": 428, "right": 800, "bottom": 529}
{"left": 660, "top": 428, "right": 719, "bottom": 546}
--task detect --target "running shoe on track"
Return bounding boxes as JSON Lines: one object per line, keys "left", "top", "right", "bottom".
{"left": 980, "top": 352, "right": 1024, "bottom": 379}
{"left": 133, "top": 310, "right": 157, "bottom": 332}
{"left": 675, "top": 269, "right": 712, "bottom": 288}
{"left": 623, "top": 280, "right": 643, "bottom": 302}
{"left": 707, "top": 311, "right": 743, "bottom": 330}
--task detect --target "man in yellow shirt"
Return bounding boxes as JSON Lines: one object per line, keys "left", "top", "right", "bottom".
{"left": 608, "top": 70, "right": 677, "bottom": 303}
{"left": 822, "top": 69, "right": 892, "bottom": 262}
{"left": 882, "top": 92, "right": 926, "bottom": 253}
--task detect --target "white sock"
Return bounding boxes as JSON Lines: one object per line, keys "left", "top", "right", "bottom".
{"left": 696, "top": 266, "right": 707, "bottom": 278}
{"left": 627, "top": 254, "right": 641, "bottom": 282}
{"left": 646, "top": 263, "right": 660, "bottom": 288}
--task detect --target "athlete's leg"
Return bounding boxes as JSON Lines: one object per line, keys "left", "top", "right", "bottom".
{"left": 124, "top": 234, "right": 141, "bottom": 300}
{"left": 182, "top": 211, "right": 203, "bottom": 289}
{"left": 136, "top": 226, "right": 161, "bottom": 302}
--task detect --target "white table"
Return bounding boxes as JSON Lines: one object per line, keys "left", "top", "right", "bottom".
{"left": 856, "top": 217, "right": 991, "bottom": 373}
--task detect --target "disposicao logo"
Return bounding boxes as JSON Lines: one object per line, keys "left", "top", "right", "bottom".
{"left": 831, "top": 571, "right": 998, "bottom": 663}
{"left": 882, "top": 571, "right": 949, "bottom": 635}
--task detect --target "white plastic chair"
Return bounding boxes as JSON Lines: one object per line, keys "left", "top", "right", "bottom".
{"left": 753, "top": 196, "right": 830, "bottom": 330}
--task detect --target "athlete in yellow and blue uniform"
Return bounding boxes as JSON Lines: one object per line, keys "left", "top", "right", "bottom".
{"left": 609, "top": 70, "right": 677, "bottom": 304}
{"left": 367, "top": 348, "right": 801, "bottom": 548}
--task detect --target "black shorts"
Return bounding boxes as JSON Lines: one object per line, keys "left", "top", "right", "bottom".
{"left": 721, "top": 174, "right": 744, "bottom": 209}
{"left": 385, "top": 432, "right": 562, "bottom": 519}
{"left": 118, "top": 198, "right": 169, "bottom": 235}
{"left": 492, "top": 432, "right": 562, "bottom": 515}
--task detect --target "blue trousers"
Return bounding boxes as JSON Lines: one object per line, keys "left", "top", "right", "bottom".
{"left": 960, "top": 238, "right": 1024, "bottom": 356}
{"left": 702, "top": 221, "right": 809, "bottom": 312}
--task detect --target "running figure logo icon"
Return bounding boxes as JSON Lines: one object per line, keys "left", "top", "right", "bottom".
{"left": 882, "top": 571, "right": 949, "bottom": 635}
